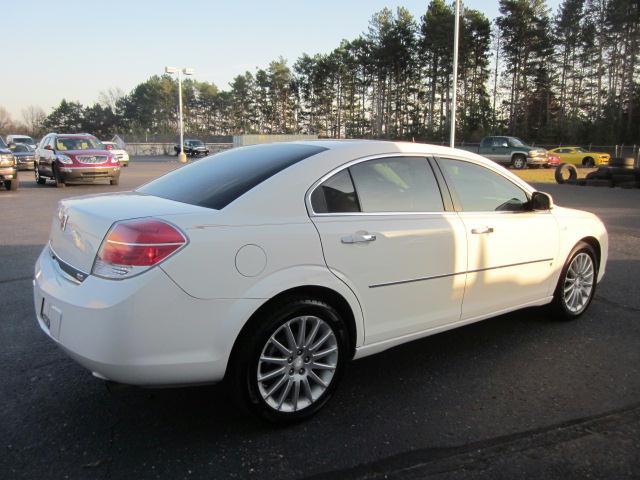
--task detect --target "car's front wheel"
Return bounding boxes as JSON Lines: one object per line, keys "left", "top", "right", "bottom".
{"left": 230, "top": 298, "right": 348, "bottom": 423}
{"left": 35, "top": 166, "right": 46, "bottom": 185}
{"left": 512, "top": 155, "right": 527, "bottom": 170}
{"left": 550, "top": 242, "right": 598, "bottom": 320}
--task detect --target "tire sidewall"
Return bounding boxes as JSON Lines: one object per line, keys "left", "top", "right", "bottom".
{"left": 236, "top": 298, "right": 349, "bottom": 423}
{"left": 513, "top": 155, "right": 526, "bottom": 170}
{"left": 553, "top": 242, "right": 598, "bottom": 320}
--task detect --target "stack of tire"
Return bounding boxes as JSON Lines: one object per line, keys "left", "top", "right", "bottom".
{"left": 555, "top": 157, "right": 640, "bottom": 188}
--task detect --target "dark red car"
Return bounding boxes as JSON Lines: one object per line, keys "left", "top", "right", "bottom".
{"left": 34, "top": 133, "right": 120, "bottom": 188}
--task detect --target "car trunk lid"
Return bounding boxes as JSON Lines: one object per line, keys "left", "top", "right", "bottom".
{"left": 49, "top": 192, "right": 209, "bottom": 274}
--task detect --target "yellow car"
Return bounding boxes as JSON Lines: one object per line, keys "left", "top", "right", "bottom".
{"left": 548, "top": 147, "right": 610, "bottom": 167}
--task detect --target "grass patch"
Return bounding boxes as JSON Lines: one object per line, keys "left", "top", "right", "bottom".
{"left": 513, "top": 167, "right": 596, "bottom": 184}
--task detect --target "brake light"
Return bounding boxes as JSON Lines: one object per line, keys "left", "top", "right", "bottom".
{"left": 92, "top": 218, "right": 187, "bottom": 279}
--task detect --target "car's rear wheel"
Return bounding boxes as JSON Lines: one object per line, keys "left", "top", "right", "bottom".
{"left": 230, "top": 298, "right": 348, "bottom": 423}
{"left": 35, "top": 166, "right": 46, "bottom": 185}
{"left": 512, "top": 155, "right": 527, "bottom": 170}
{"left": 4, "top": 177, "right": 19, "bottom": 191}
{"left": 550, "top": 242, "right": 597, "bottom": 320}
{"left": 53, "top": 166, "right": 65, "bottom": 188}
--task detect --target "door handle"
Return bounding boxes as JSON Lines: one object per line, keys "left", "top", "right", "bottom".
{"left": 341, "top": 232, "right": 377, "bottom": 244}
{"left": 471, "top": 226, "right": 494, "bottom": 234}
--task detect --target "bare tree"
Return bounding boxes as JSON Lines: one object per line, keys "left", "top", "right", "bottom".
{"left": 98, "top": 87, "right": 126, "bottom": 111}
{"left": 0, "top": 106, "right": 13, "bottom": 132}
{"left": 22, "top": 105, "right": 47, "bottom": 137}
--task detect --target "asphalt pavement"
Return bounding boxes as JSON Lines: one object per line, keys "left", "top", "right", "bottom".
{"left": 1, "top": 160, "right": 639, "bottom": 479}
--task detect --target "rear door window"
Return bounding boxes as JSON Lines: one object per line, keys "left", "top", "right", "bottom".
{"left": 349, "top": 157, "right": 444, "bottom": 213}
{"left": 310, "top": 169, "right": 360, "bottom": 213}
{"left": 138, "top": 143, "right": 327, "bottom": 210}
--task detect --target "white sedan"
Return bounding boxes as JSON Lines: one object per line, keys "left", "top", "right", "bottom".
{"left": 102, "top": 141, "right": 129, "bottom": 166}
{"left": 33, "top": 141, "right": 607, "bottom": 422}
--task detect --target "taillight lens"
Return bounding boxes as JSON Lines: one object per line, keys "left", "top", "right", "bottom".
{"left": 92, "top": 218, "right": 187, "bottom": 279}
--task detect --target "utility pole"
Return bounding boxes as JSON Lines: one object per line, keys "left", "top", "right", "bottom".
{"left": 492, "top": 22, "right": 500, "bottom": 133}
{"left": 449, "top": 0, "right": 461, "bottom": 148}
{"left": 165, "top": 66, "right": 194, "bottom": 163}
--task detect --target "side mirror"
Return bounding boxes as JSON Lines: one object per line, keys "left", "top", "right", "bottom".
{"left": 531, "top": 191, "right": 552, "bottom": 211}
{"left": 44, "top": 145, "right": 53, "bottom": 151}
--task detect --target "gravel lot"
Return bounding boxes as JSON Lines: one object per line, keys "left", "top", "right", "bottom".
{"left": 1, "top": 159, "right": 639, "bottom": 479}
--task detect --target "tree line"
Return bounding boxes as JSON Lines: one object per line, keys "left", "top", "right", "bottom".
{"left": 2, "top": 0, "right": 639, "bottom": 145}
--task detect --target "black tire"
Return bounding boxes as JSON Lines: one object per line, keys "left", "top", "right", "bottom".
{"left": 512, "top": 155, "right": 527, "bottom": 170}
{"left": 549, "top": 241, "right": 598, "bottom": 321}
{"left": 35, "top": 166, "right": 46, "bottom": 185}
{"left": 228, "top": 297, "right": 349, "bottom": 423}
{"left": 110, "top": 176, "right": 120, "bottom": 186}
{"left": 4, "top": 177, "right": 19, "bottom": 191}
{"left": 582, "top": 157, "right": 595, "bottom": 168}
{"left": 53, "top": 166, "right": 65, "bottom": 188}
{"left": 555, "top": 163, "right": 578, "bottom": 184}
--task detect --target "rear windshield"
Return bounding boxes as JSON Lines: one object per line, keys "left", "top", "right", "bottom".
{"left": 138, "top": 143, "right": 327, "bottom": 210}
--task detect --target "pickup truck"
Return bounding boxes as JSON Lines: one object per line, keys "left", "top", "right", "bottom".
{"left": 461, "top": 136, "right": 548, "bottom": 169}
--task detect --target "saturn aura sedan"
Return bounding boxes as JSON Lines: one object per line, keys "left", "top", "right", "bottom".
{"left": 34, "top": 141, "right": 608, "bottom": 422}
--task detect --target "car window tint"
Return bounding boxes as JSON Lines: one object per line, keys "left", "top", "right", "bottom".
{"left": 440, "top": 158, "right": 529, "bottom": 212}
{"left": 138, "top": 143, "right": 327, "bottom": 210}
{"left": 311, "top": 169, "right": 360, "bottom": 213}
{"left": 349, "top": 157, "right": 444, "bottom": 213}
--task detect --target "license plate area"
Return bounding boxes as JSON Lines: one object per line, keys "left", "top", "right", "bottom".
{"left": 41, "top": 298, "right": 62, "bottom": 339}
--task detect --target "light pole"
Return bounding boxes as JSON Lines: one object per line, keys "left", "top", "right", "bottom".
{"left": 449, "top": 0, "right": 461, "bottom": 148}
{"left": 165, "top": 66, "right": 194, "bottom": 163}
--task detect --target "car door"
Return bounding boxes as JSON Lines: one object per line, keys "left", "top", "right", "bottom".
{"left": 489, "top": 137, "right": 510, "bottom": 165}
{"left": 309, "top": 155, "right": 468, "bottom": 345}
{"left": 436, "top": 157, "right": 559, "bottom": 320}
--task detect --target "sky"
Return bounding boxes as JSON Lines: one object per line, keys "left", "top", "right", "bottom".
{"left": 2, "top": 0, "right": 560, "bottom": 120}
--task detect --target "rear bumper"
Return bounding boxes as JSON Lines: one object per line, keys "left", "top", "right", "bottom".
{"left": 17, "top": 159, "right": 35, "bottom": 170}
{"left": 0, "top": 166, "right": 17, "bottom": 180}
{"left": 58, "top": 165, "right": 120, "bottom": 182}
{"left": 33, "top": 247, "right": 261, "bottom": 386}
{"left": 527, "top": 156, "right": 548, "bottom": 165}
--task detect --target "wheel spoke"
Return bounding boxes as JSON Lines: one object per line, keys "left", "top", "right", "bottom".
{"left": 308, "top": 369, "right": 328, "bottom": 388}
{"left": 311, "top": 361, "right": 336, "bottom": 371}
{"left": 271, "top": 337, "right": 291, "bottom": 356}
{"left": 310, "top": 330, "right": 332, "bottom": 352}
{"left": 260, "top": 355, "right": 288, "bottom": 366}
{"left": 296, "top": 316, "right": 307, "bottom": 349}
{"left": 277, "top": 378, "right": 293, "bottom": 410}
{"left": 302, "top": 376, "right": 313, "bottom": 403}
{"left": 305, "top": 318, "right": 320, "bottom": 348}
{"left": 292, "top": 380, "right": 301, "bottom": 411}
{"left": 313, "top": 345, "right": 337, "bottom": 359}
{"left": 258, "top": 366, "right": 286, "bottom": 383}
{"left": 284, "top": 323, "right": 298, "bottom": 350}
{"left": 265, "top": 373, "right": 288, "bottom": 397}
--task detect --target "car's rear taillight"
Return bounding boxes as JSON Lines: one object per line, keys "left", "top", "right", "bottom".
{"left": 92, "top": 218, "right": 187, "bottom": 279}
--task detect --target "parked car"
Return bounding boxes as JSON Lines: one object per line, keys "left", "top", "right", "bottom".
{"left": 0, "top": 136, "right": 18, "bottom": 190}
{"left": 6, "top": 134, "right": 37, "bottom": 150}
{"left": 34, "top": 141, "right": 608, "bottom": 422}
{"left": 9, "top": 143, "right": 36, "bottom": 170}
{"left": 546, "top": 152, "right": 561, "bottom": 168}
{"left": 102, "top": 141, "right": 129, "bottom": 167}
{"left": 547, "top": 146, "right": 610, "bottom": 167}
{"left": 34, "top": 133, "right": 120, "bottom": 188}
{"left": 174, "top": 139, "right": 210, "bottom": 157}
{"left": 461, "top": 136, "right": 548, "bottom": 169}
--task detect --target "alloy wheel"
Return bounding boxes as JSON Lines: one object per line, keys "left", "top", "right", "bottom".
{"left": 563, "top": 252, "right": 595, "bottom": 314}
{"left": 257, "top": 315, "right": 338, "bottom": 413}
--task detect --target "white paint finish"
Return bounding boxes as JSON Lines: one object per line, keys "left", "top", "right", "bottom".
{"left": 312, "top": 213, "right": 468, "bottom": 344}
{"left": 235, "top": 244, "right": 267, "bottom": 277}
{"left": 458, "top": 211, "right": 559, "bottom": 319}
{"left": 33, "top": 140, "right": 609, "bottom": 387}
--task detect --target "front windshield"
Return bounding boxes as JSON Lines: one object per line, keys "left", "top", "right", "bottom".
{"left": 190, "top": 140, "right": 203, "bottom": 146}
{"left": 508, "top": 137, "right": 525, "bottom": 147}
{"left": 14, "top": 137, "right": 34, "bottom": 145}
{"left": 11, "top": 144, "right": 30, "bottom": 153}
{"left": 55, "top": 136, "right": 103, "bottom": 151}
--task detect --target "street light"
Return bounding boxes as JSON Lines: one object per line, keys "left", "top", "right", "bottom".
{"left": 165, "top": 66, "right": 194, "bottom": 163}
{"left": 449, "top": 0, "right": 461, "bottom": 148}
